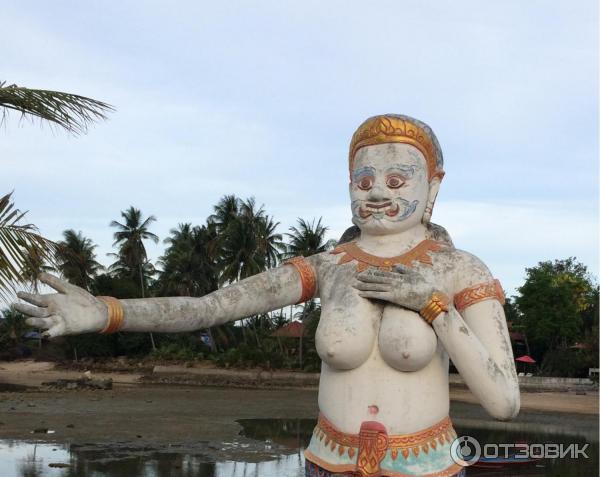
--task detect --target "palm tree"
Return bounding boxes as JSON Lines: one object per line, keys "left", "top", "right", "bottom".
{"left": 1, "top": 82, "right": 111, "bottom": 302}
{"left": 257, "top": 214, "right": 285, "bottom": 269}
{"left": 284, "top": 217, "right": 334, "bottom": 258}
{"left": 0, "top": 192, "right": 57, "bottom": 302}
{"left": 110, "top": 207, "right": 158, "bottom": 350}
{"left": 56, "top": 230, "right": 103, "bottom": 291}
{"left": 0, "top": 81, "right": 113, "bottom": 135}
{"left": 158, "top": 223, "right": 219, "bottom": 297}
{"left": 217, "top": 197, "right": 283, "bottom": 284}
{"left": 0, "top": 307, "right": 28, "bottom": 346}
{"left": 208, "top": 194, "right": 240, "bottom": 232}
{"left": 110, "top": 207, "right": 159, "bottom": 297}
{"left": 19, "top": 246, "right": 55, "bottom": 293}
{"left": 282, "top": 218, "right": 333, "bottom": 325}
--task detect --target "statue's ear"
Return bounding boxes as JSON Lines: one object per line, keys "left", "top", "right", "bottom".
{"left": 423, "top": 177, "right": 442, "bottom": 224}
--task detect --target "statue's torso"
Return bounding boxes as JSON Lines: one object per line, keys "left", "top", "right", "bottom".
{"left": 312, "top": 244, "right": 460, "bottom": 435}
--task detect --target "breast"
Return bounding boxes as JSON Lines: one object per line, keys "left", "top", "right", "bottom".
{"left": 316, "top": 288, "right": 379, "bottom": 371}
{"left": 378, "top": 306, "right": 437, "bottom": 372}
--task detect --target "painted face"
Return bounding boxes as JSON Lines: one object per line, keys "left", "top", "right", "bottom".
{"left": 349, "top": 143, "right": 430, "bottom": 235}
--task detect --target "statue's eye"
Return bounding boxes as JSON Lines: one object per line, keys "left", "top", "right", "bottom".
{"left": 358, "top": 176, "right": 373, "bottom": 190}
{"left": 386, "top": 174, "right": 405, "bottom": 189}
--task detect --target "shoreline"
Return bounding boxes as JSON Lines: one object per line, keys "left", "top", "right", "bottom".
{"left": 0, "top": 360, "right": 597, "bottom": 416}
{"left": 0, "top": 361, "right": 597, "bottom": 464}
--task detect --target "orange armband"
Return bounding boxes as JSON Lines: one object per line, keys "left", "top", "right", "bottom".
{"left": 97, "top": 296, "right": 124, "bottom": 334}
{"left": 453, "top": 279, "right": 505, "bottom": 313}
{"left": 284, "top": 256, "right": 317, "bottom": 303}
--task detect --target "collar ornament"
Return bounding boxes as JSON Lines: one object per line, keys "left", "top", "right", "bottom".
{"left": 331, "top": 239, "right": 444, "bottom": 272}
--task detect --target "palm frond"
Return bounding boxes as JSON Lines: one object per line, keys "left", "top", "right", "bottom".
{"left": 0, "top": 192, "right": 57, "bottom": 302}
{"left": 0, "top": 81, "right": 114, "bottom": 135}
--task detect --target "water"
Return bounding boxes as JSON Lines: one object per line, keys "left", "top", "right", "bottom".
{"left": 0, "top": 419, "right": 597, "bottom": 477}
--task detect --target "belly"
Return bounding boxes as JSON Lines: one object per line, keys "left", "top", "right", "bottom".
{"left": 378, "top": 306, "right": 438, "bottom": 372}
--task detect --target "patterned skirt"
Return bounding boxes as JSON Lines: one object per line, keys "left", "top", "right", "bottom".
{"left": 305, "top": 459, "right": 467, "bottom": 476}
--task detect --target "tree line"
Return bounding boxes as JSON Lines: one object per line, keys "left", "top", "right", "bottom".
{"left": 0, "top": 193, "right": 597, "bottom": 376}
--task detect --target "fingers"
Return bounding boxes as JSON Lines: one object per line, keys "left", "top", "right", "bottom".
{"left": 38, "top": 273, "right": 69, "bottom": 294}
{"left": 44, "top": 321, "right": 66, "bottom": 339}
{"left": 353, "top": 281, "right": 391, "bottom": 292}
{"left": 356, "top": 271, "right": 394, "bottom": 284}
{"left": 17, "top": 291, "right": 49, "bottom": 307}
{"left": 26, "top": 317, "right": 54, "bottom": 328}
{"left": 26, "top": 315, "right": 65, "bottom": 339}
{"left": 358, "top": 290, "right": 392, "bottom": 301}
{"left": 14, "top": 303, "right": 50, "bottom": 318}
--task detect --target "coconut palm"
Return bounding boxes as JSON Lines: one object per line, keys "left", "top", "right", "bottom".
{"left": 208, "top": 195, "right": 240, "bottom": 233}
{"left": 0, "top": 81, "right": 113, "bottom": 135}
{"left": 284, "top": 217, "right": 334, "bottom": 258}
{"left": 257, "top": 214, "right": 285, "bottom": 269}
{"left": 0, "top": 192, "right": 57, "bottom": 302}
{"left": 158, "top": 223, "right": 219, "bottom": 297}
{"left": 110, "top": 207, "right": 159, "bottom": 297}
{"left": 56, "top": 230, "right": 103, "bottom": 291}
{"left": 218, "top": 197, "right": 283, "bottom": 284}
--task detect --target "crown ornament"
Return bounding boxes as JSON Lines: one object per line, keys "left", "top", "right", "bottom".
{"left": 349, "top": 114, "right": 444, "bottom": 182}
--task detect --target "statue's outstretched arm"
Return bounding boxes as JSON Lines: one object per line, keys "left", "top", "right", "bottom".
{"left": 14, "top": 260, "right": 315, "bottom": 337}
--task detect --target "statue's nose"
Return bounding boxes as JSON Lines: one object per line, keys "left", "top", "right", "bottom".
{"left": 368, "top": 184, "right": 390, "bottom": 202}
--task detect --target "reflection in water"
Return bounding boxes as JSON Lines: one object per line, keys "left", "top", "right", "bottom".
{"left": 0, "top": 419, "right": 597, "bottom": 477}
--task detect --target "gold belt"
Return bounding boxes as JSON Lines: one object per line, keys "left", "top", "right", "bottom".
{"left": 312, "top": 414, "right": 457, "bottom": 477}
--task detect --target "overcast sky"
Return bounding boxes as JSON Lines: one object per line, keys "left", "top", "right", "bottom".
{"left": 3, "top": 0, "right": 598, "bottom": 295}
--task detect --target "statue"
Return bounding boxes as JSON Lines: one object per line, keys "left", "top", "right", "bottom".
{"left": 15, "top": 114, "right": 520, "bottom": 477}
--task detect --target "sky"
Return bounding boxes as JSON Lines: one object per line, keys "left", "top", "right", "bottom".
{"left": 3, "top": 0, "right": 598, "bottom": 295}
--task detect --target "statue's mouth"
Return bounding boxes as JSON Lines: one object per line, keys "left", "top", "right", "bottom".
{"left": 359, "top": 202, "right": 400, "bottom": 218}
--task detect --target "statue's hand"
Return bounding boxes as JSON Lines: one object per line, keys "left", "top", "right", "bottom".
{"left": 13, "top": 273, "right": 108, "bottom": 338}
{"left": 353, "top": 266, "right": 438, "bottom": 311}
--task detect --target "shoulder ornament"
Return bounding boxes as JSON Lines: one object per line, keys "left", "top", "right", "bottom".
{"left": 284, "top": 256, "right": 317, "bottom": 303}
{"left": 454, "top": 279, "right": 505, "bottom": 313}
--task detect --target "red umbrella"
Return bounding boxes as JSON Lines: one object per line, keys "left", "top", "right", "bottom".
{"left": 515, "top": 355, "right": 536, "bottom": 363}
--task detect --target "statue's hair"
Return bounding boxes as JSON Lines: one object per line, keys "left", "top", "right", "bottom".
{"left": 349, "top": 114, "right": 444, "bottom": 182}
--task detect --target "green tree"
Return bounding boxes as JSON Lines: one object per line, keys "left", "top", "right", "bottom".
{"left": 110, "top": 206, "right": 159, "bottom": 297}
{"left": 283, "top": 217, "right": 335, "bottom": 259}
{"left": 515, "top": 258, "right": 595, "bottom": 363}
{"left": 0, "top": 81, "right": 112, "bottom": 135}
{"left": 216, "top": 197, "right": 283, "bottom": 283}
{"left": 157, "top": 223, "right": 219, "bottom": 297}
{"left": 1, "top": 82, "right": 111, "bottom": 300}
{"left": 110, "top": 206, "right": 159, "bottom": 350}
{"left": 0, "top": 192, "right": 57, "bottom": 301}
{"left": 0, "top": 307, "right": 29, "bottom": 348}
{"left": 56, "top": 230, "right": 103, "bottom": 291}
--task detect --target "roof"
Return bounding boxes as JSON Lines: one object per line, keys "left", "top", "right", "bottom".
{"left": 271, "top": 321, "right": 307, "bottom": 338}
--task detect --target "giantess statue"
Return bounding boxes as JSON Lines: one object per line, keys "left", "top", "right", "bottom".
{"left": 15, "top": 114, "right": 520, "bottom": 477}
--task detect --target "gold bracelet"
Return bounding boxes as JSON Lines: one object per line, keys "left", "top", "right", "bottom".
{"left": 420, "top": 292, "right": 450, "bottom": 324}
{"left": 96, "top": 296, "right": 124, "bottom": 334}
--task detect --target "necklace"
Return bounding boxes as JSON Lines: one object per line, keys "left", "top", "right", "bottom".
{"left": 330, "top": 239, "right": 444, "bottom": 272}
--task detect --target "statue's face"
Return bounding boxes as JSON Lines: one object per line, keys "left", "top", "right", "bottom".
{"left": 350, "top": 143, "right": 430, "bottom": 235}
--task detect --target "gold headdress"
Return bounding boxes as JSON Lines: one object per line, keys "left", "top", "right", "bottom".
{"left": 349, "top": 114, "right": 444, "bottom": 182}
